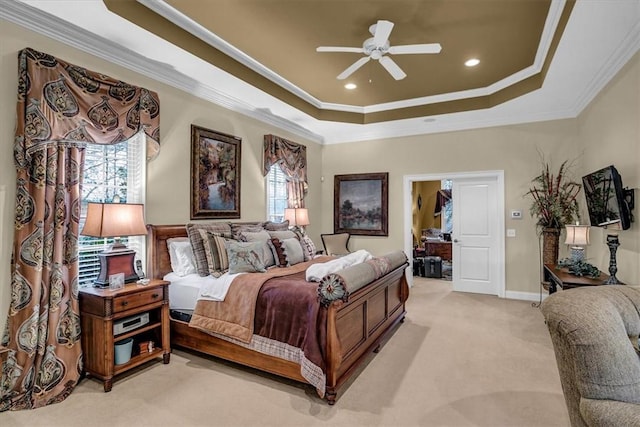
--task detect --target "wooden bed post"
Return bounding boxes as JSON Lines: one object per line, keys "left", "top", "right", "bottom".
{"left": 324, "top": 301, "right": 343, "bottom": 405}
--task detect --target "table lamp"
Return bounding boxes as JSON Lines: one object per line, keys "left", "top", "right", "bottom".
{"left": 564, "top": 224, "right": 590, "bottom": 263}
{"left": 81, "top": 202, "right": 147, "bottom": 287}
{"left": 284, "top": 207, "right": 310, "bottom": 234}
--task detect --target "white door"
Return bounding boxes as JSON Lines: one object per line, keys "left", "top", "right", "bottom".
{"left": 452, "top": 177, "right": 500, "bottom": 295}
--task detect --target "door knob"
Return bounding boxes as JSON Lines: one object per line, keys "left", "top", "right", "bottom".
{"left": 453, "top": 239, "right": 459, "bottom": 243}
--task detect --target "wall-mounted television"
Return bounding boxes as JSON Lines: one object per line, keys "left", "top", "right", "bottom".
{"left": 582, "top": 165, "right": 634, "bottom": 230}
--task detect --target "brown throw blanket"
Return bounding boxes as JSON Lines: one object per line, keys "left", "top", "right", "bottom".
{"left": 189, "top": 257, "right": 330, "bottom": 343}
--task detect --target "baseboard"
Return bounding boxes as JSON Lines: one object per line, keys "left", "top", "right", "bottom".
{"left": 505, "top": 290, "right": 549, "bottom": 302}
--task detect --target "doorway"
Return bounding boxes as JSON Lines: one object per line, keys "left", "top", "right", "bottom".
{"left": 403, "top": 171, "right": 505, "bottom": 297}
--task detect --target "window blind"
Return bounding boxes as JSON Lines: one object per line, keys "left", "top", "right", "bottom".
{"left": 78, "top": 131, "right": 146, "bottom": 286}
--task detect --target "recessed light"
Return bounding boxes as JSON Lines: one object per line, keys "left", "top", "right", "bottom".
{"left": 465, "top": 58, "right": 480, "bottom": 67}
{"left": 344, "top": 83, "right": 357, "bottom": 90}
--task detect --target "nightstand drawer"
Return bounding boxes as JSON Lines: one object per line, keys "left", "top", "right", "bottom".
{"left": 113, "top": 287, "right": 164, "bottom": 313}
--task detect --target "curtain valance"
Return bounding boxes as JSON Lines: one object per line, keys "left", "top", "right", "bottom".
{"left": 263, "top": 134, "right": 308, "bottom": 207}
{"left": 15, "top": 47, "right": 160, "bottom": 164}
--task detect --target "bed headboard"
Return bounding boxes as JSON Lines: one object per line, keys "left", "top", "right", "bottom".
{"left": 146, "top": 224, "right": 188, "bottom": 279}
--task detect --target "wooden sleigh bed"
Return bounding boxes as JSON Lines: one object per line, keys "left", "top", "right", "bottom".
{"left": 147, "top": 224, "right": 409, "bottom": 404}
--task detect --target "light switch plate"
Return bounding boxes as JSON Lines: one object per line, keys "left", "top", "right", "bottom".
{"left": 507, "top": 229, "right": 516, "bottom": 237}
{"left": 511, "top": 210, "right": 522, "bottom": 219}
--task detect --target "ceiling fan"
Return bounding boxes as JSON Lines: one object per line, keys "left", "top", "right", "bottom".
{"left": 317, "top": 20, "right": 442, "bottom": 81}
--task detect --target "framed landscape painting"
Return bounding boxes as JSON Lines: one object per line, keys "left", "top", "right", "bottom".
{"left": 190, "top": 125, "right": 241, "bottom": 219}
{"left": 334, "top": 172, "right": 388, "bottom": 236}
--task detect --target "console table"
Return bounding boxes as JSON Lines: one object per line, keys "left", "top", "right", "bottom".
{"left": 543, "top": 264, "right": 611, "bottom": 294}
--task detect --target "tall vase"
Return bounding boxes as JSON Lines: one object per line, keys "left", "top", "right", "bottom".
{"left": 542, "top": 227, "right": 561, "bottom": 266}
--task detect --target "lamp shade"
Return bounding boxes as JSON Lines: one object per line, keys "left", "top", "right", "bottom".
{"left": 564, "top": 224, "right": 590, "bottom": 246}
{"left": 81, "top": 202, "right": 147, "bottom": 238}
{"left": 284, "top": 208, "right": 310, "bottom": 227}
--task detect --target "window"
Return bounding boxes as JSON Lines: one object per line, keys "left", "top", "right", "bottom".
{"left": 78, "top": 132, "right": 146, "bottom": 286}
{"left": 442, "top": 179, "right": 453, "bottom": 233}
{"left": 266, "top": 164, "right": 288, "bottom": 222}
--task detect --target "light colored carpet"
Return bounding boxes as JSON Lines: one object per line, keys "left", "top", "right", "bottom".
{"left": 1, "top": 278, "right": 569, "bottom": 427}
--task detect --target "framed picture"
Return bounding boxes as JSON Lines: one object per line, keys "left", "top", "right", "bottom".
{"left": 191, "top": 125, "right": 242, "bottom": 219}
{"left": 334, "top": 172, "right": 388, "bottom": 236}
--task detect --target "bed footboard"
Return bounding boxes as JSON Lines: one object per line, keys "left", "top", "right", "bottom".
{"left": 324, "top": 264, "right": 409, "bottom": 404}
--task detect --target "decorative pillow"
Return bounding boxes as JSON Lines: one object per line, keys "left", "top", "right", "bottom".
{"left": 269, "top": 238, "right": 288, "bottom": 267}
{"left": 267, "top": 230, "right": 297, "bottom": 241}
{"left": 229, "top": 222, "right": 264, "bottom": 240}
{"left": 240, "top": 230, "right": 275, "bottom": 267}
{"left": 239, "top": 229, "right": 271, "bottom": 242}
{"left": 271, "top": 237, "right": 305, "bottom": 267}
{"left": 225, "top": 240, "right": 267, "bottom": 274}
{"left": 299, "top": 235, "right": 317, "bottom": 262}
{"left": 263, "top": 220, "right": 289, "bottom": 231}
{"left": 198, "top": 229, "right": 233, "bottom": 277}
{"left": 167, "top": 238, "right": 197, "bottom": 276}
{"left": 282, "top": 237, "right": 305, "bottom": 266}
{"left": 186, "top": 222, "right": 232, "bottom": 276}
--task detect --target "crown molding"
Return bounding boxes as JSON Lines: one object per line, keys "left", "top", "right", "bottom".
{"left": 570, "top": 17, "right": 640, "bottom": 115}
{"left": 0, "top": 0, "right": 324, "bottom": 144}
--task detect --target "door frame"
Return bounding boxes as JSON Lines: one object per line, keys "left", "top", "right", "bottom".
{"left": 403, "top": 170, "right": 506, "bottom": 298}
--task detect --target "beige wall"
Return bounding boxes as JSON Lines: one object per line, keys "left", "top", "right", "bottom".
{"left": 576, "top": 52, "right": 640, "bottom": 286}
{"left": 1, "top": 21, "right": 638, "bottom": 332}
{"left": 0, "top": 21, "right": 321, "bottom": 332}
{"left": 321, "top": 120, "right": 580, "bottom": 294}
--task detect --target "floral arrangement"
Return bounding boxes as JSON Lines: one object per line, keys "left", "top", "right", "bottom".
{"left": 525, "top": 159, "right": 582, "bottom": 231}
{"left": 557, "top": 258, "right": 600, "bottom": 278}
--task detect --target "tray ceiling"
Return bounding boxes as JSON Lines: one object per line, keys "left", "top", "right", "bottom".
{"left": 5, "top": 0, "right": 640, "bottom": 143}
{"left": 105, "top": 0, "right": 568, "bottom": 124}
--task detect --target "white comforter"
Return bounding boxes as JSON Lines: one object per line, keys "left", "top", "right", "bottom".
{"left": 305, "top": 249, "right": 373, "bottom": 282}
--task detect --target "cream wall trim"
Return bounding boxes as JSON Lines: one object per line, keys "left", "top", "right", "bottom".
{"left": 140, "top": 0, "right": 566, "bottom": 115}
{"left": 0, "top": 1, "right": 324, "bottom": 144}
{"left": 136, "top": 0, "right": 323, "bottom": 112}
{"left": 505, "top": 291, "right": 547, "bottom": 302}
{"left": 321, "top": 107, "right": 578, "bottom": 145}
{"left": 570, "top": 15, "right": 640, "bottom": 114}
{"left": 403, "top": 171, "right": 505, "bottom": 298}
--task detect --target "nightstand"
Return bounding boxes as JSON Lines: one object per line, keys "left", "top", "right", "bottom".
{"left": 79, "top": 279, "right": 170, "bottom": 392}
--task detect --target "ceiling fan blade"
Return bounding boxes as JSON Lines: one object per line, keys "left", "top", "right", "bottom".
{"left": 373, "top": 20, "right": 394, "bottom": 46}
{"left": 337, "top": 57, "right": 371, "bottom": 80}
{"left": 317, "top": 46, "right": 365, "bottom": 53}
{"left": 388, "top": 43, "right": 442, "bottom": 55}
{"left": 379, "top": 56, "right": 406, "bottom": 80}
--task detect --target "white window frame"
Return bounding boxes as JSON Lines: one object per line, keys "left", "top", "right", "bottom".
{"left": 266, "top": 163, "right": 288, "bottom": 222}
{"left": 78, "top": 131, "right": 146, "bottom": 287}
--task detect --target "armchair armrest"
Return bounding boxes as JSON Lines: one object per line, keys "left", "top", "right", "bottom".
{"left": 581, "top": 398, "right": 640, "bottom": 426}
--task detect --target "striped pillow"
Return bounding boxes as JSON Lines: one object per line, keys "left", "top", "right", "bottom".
{"left": 186, "top": 222, "right": 232, "bottom": 276}
{"left": 198, "top": 230, "right": 233, "bottom": 277}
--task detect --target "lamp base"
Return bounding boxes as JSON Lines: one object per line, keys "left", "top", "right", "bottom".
{"left": 569, "top": 246, "right": 585, "bottom": 263}
{"left": 93, "top": 249, "right": 140, "bottom": 288}
{"left": 604, "top": 234, "right": 621, "bottom": 285}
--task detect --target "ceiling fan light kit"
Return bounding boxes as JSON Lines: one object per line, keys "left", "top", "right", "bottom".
{"left": 317, "top": 19, "right": 442, "bottom": 81}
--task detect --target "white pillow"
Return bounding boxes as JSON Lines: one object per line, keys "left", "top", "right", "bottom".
{"left": 168, "top": 239, "right": 197, "bottom": 277}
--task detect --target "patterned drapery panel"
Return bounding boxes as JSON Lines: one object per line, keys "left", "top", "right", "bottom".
{"left": 0, "top": 48, "right": 160, "bottom": 411}
{"left": 263, "top": 134, "right": 308, "bottom": 208}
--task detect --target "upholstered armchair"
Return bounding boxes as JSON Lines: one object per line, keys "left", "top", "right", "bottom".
{"left": 320, "top": 232, "right": 351, "bottom": 256}
{"left": 541, "top": 285, "right": 640, "bottom": 426}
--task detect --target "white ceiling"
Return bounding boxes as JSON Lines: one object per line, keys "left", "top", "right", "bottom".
{"left": 3, "top": 0, "right": 640, "bottom": 144}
